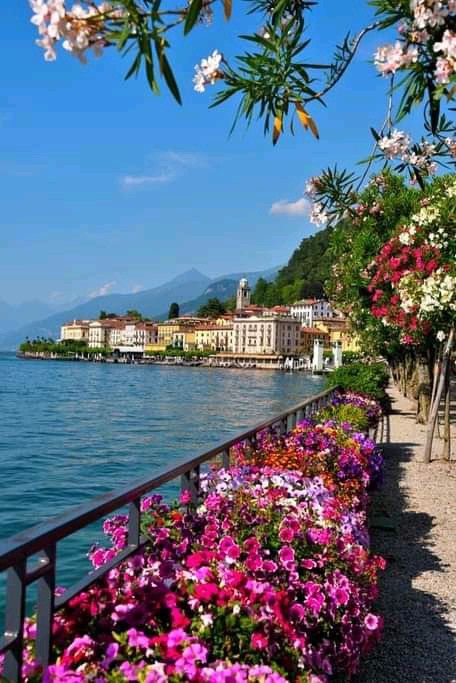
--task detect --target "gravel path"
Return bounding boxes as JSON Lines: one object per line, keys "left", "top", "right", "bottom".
{"left": 359, "top": 383, "right": 456, "bottom": 683}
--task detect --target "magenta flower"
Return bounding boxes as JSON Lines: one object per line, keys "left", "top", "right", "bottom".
{"left": 364, "top": 613, "right": 380, "bottom": 631}
{"left": 180, "top": 490, "right": 193, "bottom": 505}
{"left": 127, "top": 628, "right": 150, "bottom": 649}
{"left": 251, "top": 632, "right": 269, "bottom": 650}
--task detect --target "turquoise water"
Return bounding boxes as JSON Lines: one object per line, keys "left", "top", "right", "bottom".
{"left": 0, "top": 352, "right": 324, "bottom": 612}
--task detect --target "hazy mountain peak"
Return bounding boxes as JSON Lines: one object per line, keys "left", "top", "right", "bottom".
{"left": 167, "top": 268, "right": 210, "bottom": 285}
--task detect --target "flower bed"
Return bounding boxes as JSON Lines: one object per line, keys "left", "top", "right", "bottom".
{"left": 1, "top": 394, "right": 385, "bottom": 683}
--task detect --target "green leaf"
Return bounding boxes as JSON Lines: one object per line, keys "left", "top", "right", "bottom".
{"left": 370, "top": 127, "right": 380, "bottom": 141}
{"left": 223, "top": 0, "right": 232, "bottom": 20}
{"left": 124, "top": 52, "right": 142, "bottom": 81}
{"left": 184, "top": 0, "right": 203, "bottom": 35}
{"left": 159, "top": 50, "right": 182, "bottom": 104}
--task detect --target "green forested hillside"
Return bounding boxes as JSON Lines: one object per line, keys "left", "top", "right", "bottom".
{"left": 252, "top": 226, "right": 333, "bottom": 306}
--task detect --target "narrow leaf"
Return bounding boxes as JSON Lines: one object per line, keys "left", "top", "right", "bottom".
{"left": 272, "top": 114, "right": 282, "bottom": 145}
{"left": 223, "top": 0, "right": 232, "bottom": 20}
{"left": 184, "top": 0, "right": 203, "bottom": 35}
{"left": 160, "top": 52, "right": 182, "bottom": 104}
{"left": 295, "top": 102, "right": 319, "bottom": 138}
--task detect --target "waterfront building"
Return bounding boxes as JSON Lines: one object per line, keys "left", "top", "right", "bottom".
{"left": 236, "top": 278, "right": 251, "bottom": 311}
{"left": 120, "top": 322, "right": 157, "bottom": 348}
{"left": 60, "top": 320, "right": 90, "bottom": 343}
{"left": 172, "top": 328, "right": 197, "bottom": 351}
{"left": 156, "top": 318, "right": 203, "bottom": 348}
{"left": 88, "top": 319, "right": 119, "bottom": 348}
{"left": 314, "top": 317, "right": 360, "bottom": 352}
{"left": 85, "top": 319, "right": 158, "bottom": 351}
{"left": 299, "top": 326, "right": 330, "bottom": 355}
{"left": 233, "top": 315, "right": 301, "bottom": 355}
{"left": 195, "top": 324, "right": 234, "bottom": 352}
{"left": 290, "top": 299, "right": 338, "bottom": 326}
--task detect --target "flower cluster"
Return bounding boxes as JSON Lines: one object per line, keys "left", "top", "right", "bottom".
{"left": 329, "top": 391, "right": 383, "bottom": 426}
{"left": 378, "top": 130, "right": 438, "bottom": 177}
{"left": 367, "top": 178, "right": 456, "bottom": 344}
{"left": 234, "top": 426, "right": 383, "bottom": 512}
{"left": 193, "top": 50, "right": 224, "bottom": 93}
{"left": 30, "top": 0, "right": 121, "bottom": 62}
{"left": 374, "top": 1, "right": 456, "bottom": 86}
{"left": 0, "top": 395, "right": 385, "bottom": 682}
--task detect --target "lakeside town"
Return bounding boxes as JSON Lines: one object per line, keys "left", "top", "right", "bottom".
{"left": 19, "top": 279, "right": 360, "bottom": 371}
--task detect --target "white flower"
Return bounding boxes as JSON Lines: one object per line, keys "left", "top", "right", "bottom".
{"left": 309, "top": 202, "right": 329, "bottom": 226}
{"left": 378, "top": 129, "right": 411, "bottom": 159}
{"left": 193, "top": 50, "right": 223, "bottom": 93}
{"left": 436, "top": 330, "right": 446, "bottom": 342}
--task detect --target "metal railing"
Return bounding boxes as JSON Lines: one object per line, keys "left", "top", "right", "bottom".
{"left": 0, "top": 386, "right": 337, "bottom": 682}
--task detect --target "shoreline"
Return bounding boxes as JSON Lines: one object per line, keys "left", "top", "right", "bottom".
{"left": 15, "top": 351, "right": 325, "bottom": 373}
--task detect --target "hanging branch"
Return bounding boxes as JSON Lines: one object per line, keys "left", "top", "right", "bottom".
{"left": 423, "top": 327, "right": 454, "bottom": 463}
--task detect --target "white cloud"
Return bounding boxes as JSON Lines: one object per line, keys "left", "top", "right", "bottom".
{"left": 121, "top": 172, "right": 174, "bottom": 187}
{"left": 160, "top": 150, "right": 207, "bottom": 168}
{"left": 269, "top": 197, "right": 311, "bottom": 217}
{"left": 121, "top": 150, "right": 208, "bottom": 189}
{"left": 89, "top": 281, "right": 117, "bottom": 299}
{"left": 131, "top": 284, "right": 144, "bottom": 293}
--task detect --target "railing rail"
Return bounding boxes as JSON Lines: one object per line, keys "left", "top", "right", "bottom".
{"left": 0, "top": 386, "right": 337, "bottom": 681}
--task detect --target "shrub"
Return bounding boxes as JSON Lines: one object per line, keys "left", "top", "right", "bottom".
{"left": 326, "top": 363, "right": 389, "bottom": 402}
{"left": 316, "top": 403, "right": 369, "bottom": 432}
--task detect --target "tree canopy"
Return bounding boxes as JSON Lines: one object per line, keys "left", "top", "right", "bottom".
{"left": 168, "top": 302, "right": 180, "bottom": 319}
{"left": 197, "top": 298, "right": 226, "bottom": 318}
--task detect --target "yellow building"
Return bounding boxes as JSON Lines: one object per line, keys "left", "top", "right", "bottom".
{"left": 195, "top": 324, "right": 233, "bottom": 352}
{"left": 172, "top": 329, "right": 197, "bottom": 351}
{"left": 156, "top": 318, "right": 204, "bottom": 349}
{"left": 314, "top": 318, "right": 360, "bottom": 353}
{"left": 144, "top": 342, "right": 167, "bottom": 353}
{"left": 299, "top": 327, "right": 330, "bottom": 355}
{"left": 60, "top": 320, "right": 90, "bottom": 343}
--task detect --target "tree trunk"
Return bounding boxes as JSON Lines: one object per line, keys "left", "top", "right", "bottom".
{"left": 415, "top": 353, "right": 432, "bottom": 424}
{"left": 423, "top": 329, "right": 454, "bottom": 463}
{"left": 442, "top": 364, "right": 451, "bottom": 461}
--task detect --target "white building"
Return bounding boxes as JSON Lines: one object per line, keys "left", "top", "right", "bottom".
{"left": 233, "top": 316, "right": 301, "bottom": 355}
{"left": 88, "top": 319, "right": 157, "bottom": 350}
{"left": 290, "top": 299, "right": 337, "bottom": 326}
{"left": 60, "top": 320, "right": 90, "bottom": 343}
{"left": 236, "top": 278, "right": 251, "bottom": 311}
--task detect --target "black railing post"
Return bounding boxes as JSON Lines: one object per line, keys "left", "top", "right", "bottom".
{"left": 36, "top": 544, "right": 56, "bottom": 670}
{"left": 222, "top": 449, "right": 230, "bottom": 469}
{"left": 128, "top": 499, "right": 141, "bottom": 548}
{"left": 181, "top": 466, "right": 200, "bottom": 504}
{"left": 3, "top": 560, "right": 26, "bottom": 683}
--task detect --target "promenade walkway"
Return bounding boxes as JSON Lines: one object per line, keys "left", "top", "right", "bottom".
{"left": 359, "top": 383, "right": 456, "bottom": 682}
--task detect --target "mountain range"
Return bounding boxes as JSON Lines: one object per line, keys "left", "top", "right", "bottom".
{"left": 0, "top": 266, "right": 279, "bottom": 350}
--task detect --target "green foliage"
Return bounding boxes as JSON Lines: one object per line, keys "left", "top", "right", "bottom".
{"left": 168, "top": 302, "right": 180, "bottom": 319}
{"left": 316, "top": 403, "right": 369, "bottom": 432}
{"left": 251, "top": 227, "right": 333, "bottom": 307}
{"left": 99, "top": 310, "right": 119, "bottom": 320}
{"left": 197, "top": 298, "right": 226, "bottom": 318}
{"left": 19, "top": 339, "right": 111, "bottom": 357}
{"left": 224, "top": 296, "right": 237, "bottom": 312}
{"left": 326, "top": 173, "right": 421, "bottom": 355}
{"left": 342, "top": 351, "right": 362, "bottom": 364}
{"left": 326, "top": 362, "right": 389, "bottom": 401}
{"left": 126, "top": 309, "right": 144, "bottom": 320}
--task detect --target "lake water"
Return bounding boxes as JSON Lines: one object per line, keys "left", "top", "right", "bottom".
{"left": 0, "top": 352, "right": 324, "bottom": 614}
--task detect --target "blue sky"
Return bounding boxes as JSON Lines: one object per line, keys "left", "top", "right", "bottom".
{"left": 1, "top": 1, "right": 425, "bottom": 305}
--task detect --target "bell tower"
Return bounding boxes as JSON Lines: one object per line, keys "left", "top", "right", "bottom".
{"left": 236, "top": 278, "right": 251, "bottom": 310}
